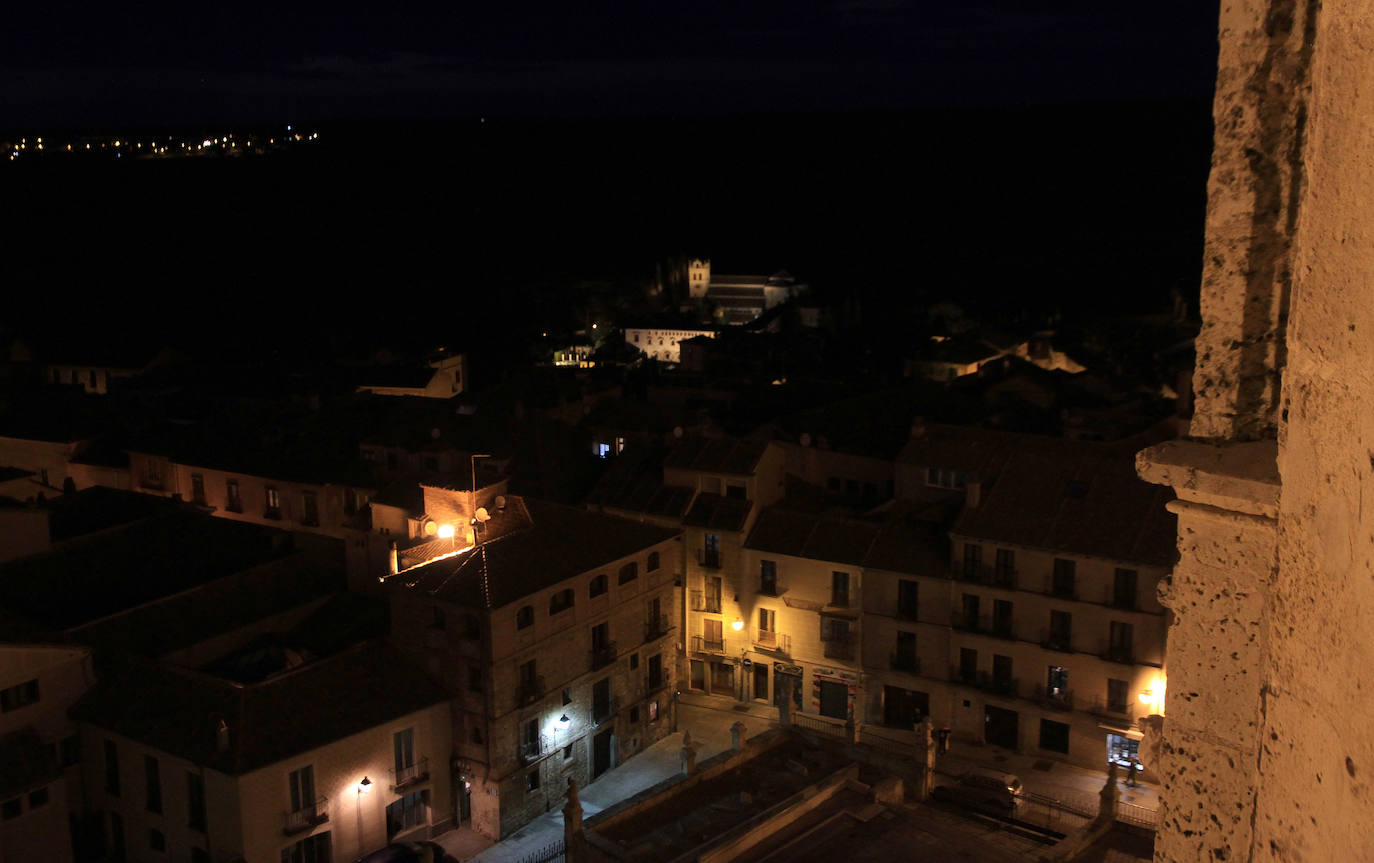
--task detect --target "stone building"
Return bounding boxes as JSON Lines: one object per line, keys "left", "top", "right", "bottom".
{"left": 1133, "top": 0, "right": 1374, "bottom": 859}
{"left": 383, "top": 494, "right": 680, "bottom": 840}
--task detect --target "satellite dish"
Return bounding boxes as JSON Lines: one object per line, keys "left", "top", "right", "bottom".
{"left": 430, "top": 427, "right": 441, "bottom": 440}
{"left": 475, "top": 507, "right": 491, "bottom": 523}
{"left": 495, "top": 495, "right": 507, "bottom": 511}
{"left": 424, "top": 520, "right": 438, "bottom": 536}
{"left": 799, "top": 432, "right": 812, "bottom": 448}
{"left": 673, "top": 426, "right": 684, "bottom": 439}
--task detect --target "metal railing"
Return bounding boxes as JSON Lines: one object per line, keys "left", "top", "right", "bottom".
{"left": 889, "top": 651, "right": 920, "bottom": 673}
{"left": 1040, "top": 628, "right": 1074, "bottom": 653}
{"left": 697, "top": 549, "right": 722, "bottom": 570}
{"left": 590, "top": 642, "right": 618, "bottom": 671}
{"left": 1087, "top": 697, "right": 1135, "bottom": 720}
{"left": 390, "top": 757, "right": 430, "bottom": 792}
{"left": 1032, "top": 684, "right": 1075, "bottom": 711}
{"left": 689, "top": 590, "right": 722, "bottom": 614}
{"left": 593, "top": 696, "right": 619, "bottom": 725}
{"left": 792, "top": 712, "right": 846, "bottom": 738}
{"left": 1100, "top": 643, "right": 1135, "bottom": 664}
{"left": 823, "top": 636, "right": 854, "bottom": 660}
{"left": 519, "top": 733, "right": 548, "bottom": 762}
{"left": 645, "top": 672, "right": 667, "bottom": 694}
{"left": 643, "top": 615, "right": 670, "bottom": 643}
{"left": 691, "top": 634, "right": 727, "bottom": 655}
{"left": 516, "top": 674, "right": 545, "bottom": 708}
{"left": 283, "top": 796, "right": 329, "bottom": 835}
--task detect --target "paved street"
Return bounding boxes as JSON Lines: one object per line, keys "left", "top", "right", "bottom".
{"left": 435, "top": 693, "right": 1158, "bottom": 862}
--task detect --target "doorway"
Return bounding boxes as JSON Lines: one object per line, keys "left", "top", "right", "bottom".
{"left": 593, "top": 729, "right": 614, "bottom": 779}
{"left": 984, "top": 705, "right": 1019, "bottom": 749}
{"left": 818, "top": 680, "right": 848, "bottom": 719}
{"left": 753, "top": 664, "right": 769, "bottom": 700}
{"left": 883, "top": 685, "right": 929, "bottom": 727}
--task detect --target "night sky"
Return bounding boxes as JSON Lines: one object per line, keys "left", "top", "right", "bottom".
{"left": 3, "top": 1, "right": 1219, "bottom": 127}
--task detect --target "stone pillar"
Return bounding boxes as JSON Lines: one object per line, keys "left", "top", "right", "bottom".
{"left": 1138, "top": 440, "right": 1279, "bottom": 861}
{"left": 1095, "top": 763, "right": 1120, "bottom": 827}
{"left": 730, "top": 721, "right": 746, "bottom": 751}
{"left": 562, "top": 779, "right": 583, "bottom": 863}
{"left": 777, "top": 676, "right": 791, "bottom": 728}
{"left": 680, "top": 730, "right": 696, "bottom": 775}
{"left": 844, "top": 715, "right": 858, "bottom": 745}
{"left": 915, "top": 718, "right": 936, "bottom": 800}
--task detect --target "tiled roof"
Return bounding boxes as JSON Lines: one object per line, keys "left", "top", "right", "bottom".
{"left": 952, "top": 445, "right": 1177, "bottom": 567}
{"left": 682, "top": 493, "right": 753, "bottom": 533}
{"left": 586, "top": 446, "right": 693, "bottom": 520}
{"left": 745, "top": 503, "right": 950, "bottom": 576}
{"left": 392, "top": 497, "right": 679, "bottom": 609}
{"left": 71, "top": 642, "right": 448, "bottom": 776}
{"left": 663, "top": 436, "right": 769, "bottom": 476}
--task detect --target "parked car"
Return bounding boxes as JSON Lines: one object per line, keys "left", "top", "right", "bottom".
{"left": 930, "top": 768, "right": 1024, "bottom": 814}
{"left": 355, "top": 840, "right": 458, "bottom": 863}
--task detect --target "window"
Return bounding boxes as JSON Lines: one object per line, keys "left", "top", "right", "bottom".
{"left": 593, "top": 678, "right": 613, "bottom": 722}
{"left": 760, "top": 560, "right": 778, "bottom": 595}
{"left": 992, "top": 654, "right": 1013, "bottom": 688}
{"left": 302, "top": 491, "right": 319, "bottom": 526}
{"left": 549, "top": 588, "right": 575, "bottom": 615}
{"left": 993, "top": 599, "right": 1013, "bottom": 636}
{"left": 187, "top": 771, "right": 206, "bottom": 831}
{"left": 149, "top": 829, "right": 165, "bottom": 852}
{"left": 618, "top": 562, "right": 638, "bottom": 585}
{"left": 468, "top": 665, "right": 483, "bottom": 692}
{"left": 589, "top": 574, "right": 608, "bottom": 597}
{"left": 264, "top": 486, "right": 281, "bottom": 518}
{"left": 1039, "top": 719, "right": 1070, "bottom": 753}
{"left": 104, "top": 740, "right": 120, "bottom": 796}
{"left": 896, "top": 579, "right": 919, "bottom": 619}
{"left": 1, "top": 798, "right": 19, "bottom": 819}
{"left": 893, "top": 631, "right": 917, "bottom": 671}
{"left": 1051, "top": 559, "right": 1076, "bottom": 598}
{"left": 1048, "top": 610, "right": 1072, "bottom": 650}
{"left": 0, "top": 678, "right": 38, "bottom": 712}
{"left": 463, "top": 614, "right": 480, "bottom": 639}
{"left": 959, "top": 647, "right": 978, "bottom": 683}
{"left": 191, "top": 473, "right": 206, "bottom": 505}
{"left": 647, "top": 551, "right": 660, "bottom": 572}
{"left": 960, "top": 593, "right": 980, "bottom": 629}
{"left": 831, "top": 571, "right": 850, "bottom": 607}
{"left": 281, "top": 831, "right": 332, "bottom": 863}
{"left": 225, "top": 479, "right": 242, "bottom": 512}
{"left": 648, "top": 654, "right": 663, "bottom": 690}
{"left": 1113, "top": 568, "right": 1138, "bottom": 609}
{"left": 563, "top": 744, "right": 574, "bottom": 760}
{"left": 289, "top": 765, "right": 316, "bottom": 817}
{"left": 963, "top": 544, "right": 983, "bottom": 578}
{"left": 629, "top": 653, "right": 639, "bottom": 670}
{"left": 562, "top": 687, "right": 572, "bottom": 705}
{"left": 394, "top": 729, "right": 416, "bottom": 777}
{"left": 703, "top": 576, "right": 722, "bottom": 613}
{"left": 703, "top": 533, "right": 721, "bottom": 568}
{"left": 1107, "top": 679, "right": 1129, "bottom": 714}
{"left": 703, "top": 618, "right": 724, "bottom": 651}
{"left": 59, "top": 734, "right": 80, "bottom": 767}
{"left": 145, "top": 755, "right": 162, "bottom": 813}
{"left": 725, "top": 483, "right": 746, "bottom": 500}
{"left": 471, "top": 726, "right": 484, "bottom": 745}
{"left": 1046, "top": 665, "right": 1070, "bottom": 699}
{"left": 994, "top": 548, "right": 1016, "bottom": 584}
{"left": 1108, "top": 621, "right": 1134, "bottom": 662}
{"left": 516, "top": 606, "right": 534, "bottom": 629}
{"left": 28, "top": 786, "right": 47, "bottom": 808}
{"left": 526, "top": 771, "right": 540, "bottom": 793}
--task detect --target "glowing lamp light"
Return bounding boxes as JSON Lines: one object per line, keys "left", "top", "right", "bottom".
{"left": 731, "top": 618, "right": 745, "bottom": 632}
{"left": 437, "top": 524, "right": 455, "bottom": 540}
{"left": 359, "top": 776, "right": 373, "bottom": 794}
{"left": 558, "top": 714, "right": 571, "bottom": 727}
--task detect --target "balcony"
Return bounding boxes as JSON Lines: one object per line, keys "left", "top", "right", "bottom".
{"left": 1032, "top": 684, "right": 1075, "bottom": 712}
{"left": 1088, "top": 697, "right": 1135, "bottom": 721}
{"left": 951, "top": 664, "right": 979, "bottom": 686}
{"left": 1040, "top": 629, "right": 1074, "bottom": 653}
{"left": 697, "top": 549, "right": 722, "bottom": 570}
{"left": 515, "top": 674, "right": 545, "bottom": 708}
{"left": 753, "top": 629, "right": 791, "bottom": 654}
{"left": 889, "top": 651, "right": 920, "bottom": 674}
{"left": 690, "top": 591, "right": 722, "bottom": 614}
{"left": 590, "top": 641, "right": 618, "bottom": 672}
{"left": 138, "top": 475, "right": 166, "bottom": 491}
{"left": 263, "top": 507, "right": 282, "bottom": 521}
{"left": 593, "top": 696, "right": 619, "bottom": 725}
{"left": 984, "top": 675, "right": 1020, "bottom": 697}
{"left": 895, "top": 604, "right": 919, "bottom": 622}
{"left": 1048, "top": 580, "right": 1078, "bottom": 601}
{"left": 645, "top": 672, "right": 667, "bottom": 694}
{"left": 1101, "top": 645, "right": 1135, "bottom": 665}
{"left": 300, "top": 515, "right": 320, "bottom": 527}
{"left": 644, "top": 615, "right": 670, "bottom": 643}
{"left": 691, "top": 634, "right": 727, "bottom": 655}
{"left": 519, "top": 733, "right": 549, "bottom": 763}
{"left": 390, "top": 757, "right": 430, "bottom": 792}
{"left": 283, "top": 797, "right": 329, "bottom": 836}
{"left": 951, "top": 611, "right": 985, "bottom": 633}
{"left": 953, "top": 563, "right": 993, "bottom": 585}
{"left": 823, "top": 635, "right": 854, "bottom": 661}
{"left": 991, "top": 568, "right": 1018, "bottom": 589}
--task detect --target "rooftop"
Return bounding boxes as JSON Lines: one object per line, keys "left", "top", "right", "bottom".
{"left": 663, "top": 436, "right": 770, "bottom": 476}
{"left": 390, "top": 496, "right": 679, "bottom": 608}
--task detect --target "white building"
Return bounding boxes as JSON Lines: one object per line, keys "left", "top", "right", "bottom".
{"left": 622, "top": 326, "right": 716, "bottom": 364}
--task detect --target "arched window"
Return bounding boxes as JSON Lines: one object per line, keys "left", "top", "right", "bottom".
{"left": 647, "top": 551, "right": 661, "bottom": 572}
{"left": 550, "top": 589, "right": 575, "bottom": 615}
{"left": 618, "top": 562, "right": 638, "bottom": 585}
{"left": 589, "top": 574, "right": 608, "bottom": 597}
{"left": 516, "top": 605, "right": 534, "bottom": 629}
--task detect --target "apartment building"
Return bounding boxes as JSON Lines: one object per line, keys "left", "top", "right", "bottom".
{"left": 384, "top": 493, "right": 680, "bottom": 840}
{"left": 0, "top": 644, "right": 93, "bottom": 863}
{"left": 71, "top": 644, "right": 451, "bottom": 863}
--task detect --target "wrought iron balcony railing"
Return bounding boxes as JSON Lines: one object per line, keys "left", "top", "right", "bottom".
{"left": 390, "top": 757, "right": 430, "bottom": 792}
{"left": 283, "top": 797, "right": 329, "bottom": 836}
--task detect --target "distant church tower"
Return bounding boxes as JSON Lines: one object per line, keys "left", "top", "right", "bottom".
{"left": 688, "top": 258, "right": 711, "bottom": 299}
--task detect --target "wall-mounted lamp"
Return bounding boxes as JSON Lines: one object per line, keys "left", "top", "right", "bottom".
{"left": 359, "top": 776, "right": 373, "bottom": 794}
{"left": 558, "top": 713, "right": 571, "bottom": 727}
{"left": 731, "top": 618, "right": 744, "bottom": 632}
{"left": 437, "top": 524, "right": 455, "bottom": 540}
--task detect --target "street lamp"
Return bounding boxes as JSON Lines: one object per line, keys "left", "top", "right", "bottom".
{"left": 470, "top": 453, "right": 492, "bottom": 540}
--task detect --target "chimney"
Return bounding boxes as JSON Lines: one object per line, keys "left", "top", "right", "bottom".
{"left": 389, "top": 542, "right": 399, "bottom": 575}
